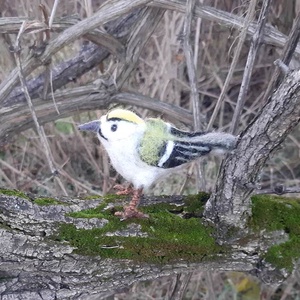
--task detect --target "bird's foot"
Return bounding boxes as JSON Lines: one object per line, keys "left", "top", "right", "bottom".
{"left": 113, "top": 184, "right": 134, "bottom": 196}
{"left": 114, "top": 187, "right": 145, "bottom": 219}
{"left": 114, "top": 206, "right": 149, "bottom": 220}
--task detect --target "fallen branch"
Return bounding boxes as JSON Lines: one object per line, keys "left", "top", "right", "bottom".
{"left": 0, "top": 192, "right": 286, "bottom": 298}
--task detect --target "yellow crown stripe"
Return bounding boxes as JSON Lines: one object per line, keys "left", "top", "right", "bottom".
{"left": 106, "top": 109, "right": 144, "bottom": 124}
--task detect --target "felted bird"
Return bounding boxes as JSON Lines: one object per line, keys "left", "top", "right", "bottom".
{"left": 78, "top": 109, "right": 236, "bottom": 219}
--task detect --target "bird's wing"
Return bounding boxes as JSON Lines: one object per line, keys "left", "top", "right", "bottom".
{"left": 157, "top": 127, "right": 211, "bottom": 169}
{"left": 139, "top": 121, "right": 233, "bottom": 169}
{"left": 139, "top": 119, "right": 170, "bottom": 167}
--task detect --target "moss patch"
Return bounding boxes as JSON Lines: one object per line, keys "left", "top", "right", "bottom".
{"left": 59, "top": 193, "right": 221, "bottom": 263}
{"left": 34, "top": 197, "right": 65, "bottom": 206}
{"left": 68, "top": 202, "right": 115, "bottom": 219}
{"left": 81, "top": 193, "right": 127, "bottom": 201}
{"left": 184, "top": 192, "right": 210, "bottom": 216}
{"left": 82, "top": 195, "right": 102, "bottom": 200}
{"left": 0, "top": 188, "right": 29, "bottom": 200}
{"left": 250, "top": 195, "right": 300, "bottom": 271}
{"left": 0, "top": 188, "right": 68, "bottom": 206}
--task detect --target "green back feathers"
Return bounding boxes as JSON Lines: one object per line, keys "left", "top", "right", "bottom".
{"left": 139, "top": 119, "right": 172, "bottom": 166}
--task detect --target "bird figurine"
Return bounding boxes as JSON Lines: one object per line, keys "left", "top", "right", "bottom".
{"left": 78, "top": 108, "right": 237, "bottom": 219}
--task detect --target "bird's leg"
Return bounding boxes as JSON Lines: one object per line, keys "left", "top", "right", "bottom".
{"left": 113, "top": 183, "right": 134, "bottom": 196}
{"left": 128, "top": 188, "right": 143, "bottom": 210}
{"left": 114, "top": 188, "right": 149, "bottom": 219}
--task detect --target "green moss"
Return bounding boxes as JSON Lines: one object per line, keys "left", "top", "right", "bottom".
{"left": 0, "top": 188, "right": 29, "bottom": 200}
{"left": 0, "top": 188, "right": 68, "bottom": 206}
{"left": 250, "top": 195, "right": 300, "bottom": 271}
{"left": 82, "top": 195, "right": 102, "bottom": 200}
{"left": 184, "top": 192, "right": 210, "bottom": 216}
{"left": 59, "top": 194, "right": 222, "bottom": 263}
{"left": 68, "top": 202, "right": 111, "bottom": 219}
{"left": 81, "top": 193, "right": 126, "bottom": 201}
{"left": 34, "top": 197, "right": 65, "bottom": 206}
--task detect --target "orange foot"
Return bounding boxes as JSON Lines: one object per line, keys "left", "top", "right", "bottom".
{"left": 113, "top": 184, "right": 134, "bottom": 196}
{"left": 114, "top": 187, "right": 147, "bottom": 219}
{"left": 114, "top": 206, "right": 149, "bottom": 220}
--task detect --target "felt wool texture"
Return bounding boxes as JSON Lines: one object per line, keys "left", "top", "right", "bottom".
{"left": 78, "top": 109, "right": 237, "bottom": 191}
{"left": 78, "top": 109, "right": 237, "bottom": 219}
{"left": 139, "top": 119, "right": 172, "bottom": 166}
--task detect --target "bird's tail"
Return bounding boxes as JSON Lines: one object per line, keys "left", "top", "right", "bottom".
{"left": 171, "top": 127, "right": 237, "bottom": 156}
{"left": 189, "top": 132, "right": 237, "bottom": 154}
{"left": 158, "top": 129, "right": 237, "bottom": 168}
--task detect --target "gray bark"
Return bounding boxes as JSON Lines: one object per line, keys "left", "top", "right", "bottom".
{"left": 204, "top": 68, "right": 300, "bottom": 234}
{"left": 0, "top": 2, "right": 300, "bottom": 297}
{"left": 0, "top": 193, "right": 285, "bottom": 299}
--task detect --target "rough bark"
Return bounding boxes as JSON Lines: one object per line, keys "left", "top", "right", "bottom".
{"left": 0, "top": 193, "right": 285, "bottom": 299}
{"left": 0, "top": 2, "right": 300, "bottom": 297}
{"left": 204, "top": 68, "right": 300, "bottom": 234}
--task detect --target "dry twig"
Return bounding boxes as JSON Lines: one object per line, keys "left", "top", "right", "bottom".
{"left": 1, "top": 0, "right": 299, "bottom": 108}
{"left": 0, "top": 88, "right": 193, "bottom": 146}
{"left": 13, "top": 21, "right": 67, "bottom": 196}
{"left": 49, "top": 0, "right": 60, "bottom": 28}
{"left": 207, "top": 0, "right": 257, "bottom": 131}
{"left": 262, "top": 10, "right": 300, "bottom": 104}
{"left": 116, "top": 7, "right": 165, "bottom": 89}
{"left": 182, "top": 0, "right": 205, "bottom": 190}
{"left": 0, "top": 0, "right": 151, "bottom": 103}
{"left": 230, "top": 0, "right": 271, "bottom": 135}
{"left": 170, "top": 272, "right": 193, "bottom": 300}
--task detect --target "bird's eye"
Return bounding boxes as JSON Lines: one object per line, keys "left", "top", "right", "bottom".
{"left": 111, "top": 124, "right": 117, "bottom": 132}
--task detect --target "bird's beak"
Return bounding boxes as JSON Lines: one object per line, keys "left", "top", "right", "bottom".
{"left": 78, "top": 120, "right": 100, "bottom": 133}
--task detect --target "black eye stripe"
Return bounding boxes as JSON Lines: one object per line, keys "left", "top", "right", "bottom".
{"left": 98, "top": 127, "right": 107, "bottom": 141}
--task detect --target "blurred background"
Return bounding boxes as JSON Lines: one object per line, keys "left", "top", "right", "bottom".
{"left": 1, "top": 0, "right": 300, "bottom": 199}
{"left": 1, "top": 0, "right": 300, "bottom": 298}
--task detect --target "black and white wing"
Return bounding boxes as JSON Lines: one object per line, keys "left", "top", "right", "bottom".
{"left": 157, "top": 128, "right": 210, "bottom": 168}
{"left": 158, "top": 126, "right": 236, "bottom": 169}
{"left": 139, "top": 119, "right": 236, "bottom": 169}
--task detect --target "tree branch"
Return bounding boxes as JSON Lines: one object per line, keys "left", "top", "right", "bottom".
{"left": 151, "top": 0, "right": 300, "bottom": 53}
{"left": 0, "top": 192, "right": 285, "bottom": 298}
{"left": 2, "top": 2, "right": 299, "bottom": 54}
{"left": 1, "top": 0, "right": 299, "bottom": 107}
{"left": 204, "top": 68, "right": 300, "bottom": 232}
{"left": 0, "top": 88, "right": 192, "bottom": 146}
{"left": 0, "top": 0, "right": 151, "bottom": 103}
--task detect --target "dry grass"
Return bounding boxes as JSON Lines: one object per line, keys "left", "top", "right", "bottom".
{"left": 1, "top": 0, "right": 300, "bottom": 298}
{"left": 1, "top": 0, "right": 299, "bottom": 197}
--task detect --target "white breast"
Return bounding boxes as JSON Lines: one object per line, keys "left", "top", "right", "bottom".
{"left": 100, "top": 129, "right": 167, "bottom": 190}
